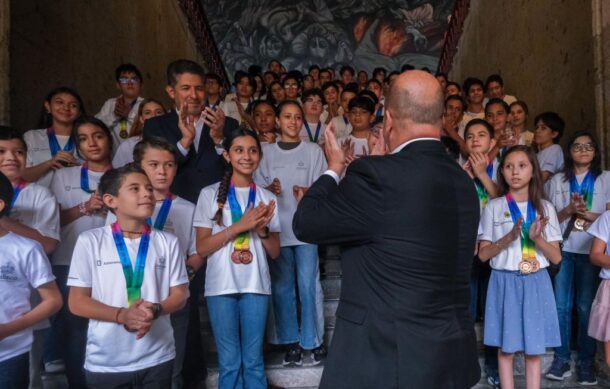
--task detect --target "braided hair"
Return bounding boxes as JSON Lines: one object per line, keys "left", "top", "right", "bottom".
{"left": 212, "top": 127, "right": 262, "bottom": 226}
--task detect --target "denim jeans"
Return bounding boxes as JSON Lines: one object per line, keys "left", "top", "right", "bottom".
{"left": 44, "top": 265, "right": 88, "bottom": 387}
{"left": 206, "top": 294, "right": 269, "bottom": 389}
{"left": 0, "top": 352, "right": 29, "bottom": 389}
{"left": 270, "top": 244, "right": 324, "bottom": 349}
{"left": 553, "top": 251, "right": 600, "bottom": 364}
{"left": 170, "top": 302, "right": 189, "bottom": 389}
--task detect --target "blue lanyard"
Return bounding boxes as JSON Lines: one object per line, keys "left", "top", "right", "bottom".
{"left": 111, "top": 223, "right": 151, "bottom": 305}
{"left": 146, "top": 194, "right": 174, "bottom": 230}
{"left": 47, "top": 128, "right": 74, "bottom": 157}
{"left": 304, "top": 121, "right": 322, "bottom": 143}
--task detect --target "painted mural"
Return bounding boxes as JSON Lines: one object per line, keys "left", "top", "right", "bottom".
{"left": 202, "top": 0, "right": 457, "bottom": 78}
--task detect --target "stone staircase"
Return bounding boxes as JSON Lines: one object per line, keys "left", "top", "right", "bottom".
{"left": 203, "top": 257, "right": 610, "bottom": 389}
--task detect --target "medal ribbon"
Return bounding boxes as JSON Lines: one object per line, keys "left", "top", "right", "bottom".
{"left": 10, "top": 179, "right": 27, "bottom": 211}
{"left": 304, "top": 121, "right": 322, "bottom": 143}
{"left": 343, "top": 115, "right": 349, "bottom": 125}
{"left": 81, "top": 162, "right": 111, "bottom": 194}
{"left": 569, "top": 172, "right": 595, "bottom": 209}
{"left": 118, "top": 99, "right": 138, "bottom": 138}
{"left": 505, "top": 193, "right": 537, "bottom": 261}
{"left": 227, "top": 180, "right": 256, "bottom": 250}
{"left": 375, "top": 106, "right": 384, "bottom": 119}
{"left": 47, "top": 128, "right": 74, "bottom": 157}
{"left": 474, "top": 161, "right": 494, "bottom": 207}
{"left": 111, "top": 222, "right": 151, "bottom": 305}
{"left": 146, "top": 194, "right": 175, "bottom": 230}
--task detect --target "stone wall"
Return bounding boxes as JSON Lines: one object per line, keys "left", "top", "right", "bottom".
{"left": 450, "top": 0, "right": 595, "bottom": 147}
{"left": 9, "top": 0, "right": 203, "bottom": 131}
{"left": 0, "top": 0, "right": 9, "bottom": 125}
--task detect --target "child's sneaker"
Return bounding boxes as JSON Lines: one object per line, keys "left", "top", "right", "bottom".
{"left": 282, "top": 345, "right": 303, "bottom": 367}
{"left": 577, "top": 362, "right": 597, "bottom": 386}
{"left": 311, "top": 344, "right": 327, "bottom": 365}
{"left": 545, "top": 358, "right": 571, "bottom": 381}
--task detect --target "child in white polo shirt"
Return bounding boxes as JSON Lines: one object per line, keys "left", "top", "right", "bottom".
{"left": 67, "top": 164, "right": 188, "bottom": 387}
{"left": 0, "top": 172, "right": 62, "bottom": 389}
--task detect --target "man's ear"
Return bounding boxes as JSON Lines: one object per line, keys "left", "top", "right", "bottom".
{"left": 166, "top": 85, "right": 176, "bottom": 101}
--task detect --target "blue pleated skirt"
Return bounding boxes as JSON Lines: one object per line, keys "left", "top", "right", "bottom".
{"left": 484, "top": 268, "right": 561, "bottom": 355}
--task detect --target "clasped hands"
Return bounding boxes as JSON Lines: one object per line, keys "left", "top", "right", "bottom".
{"left": 232, "top": 201, "right": 276, "bottom": 237}
{"left": 177, "top": 101, "right": 226, "bottom": 148}
{"left": 118, "top": 299, "right": 157, "bottom": 340}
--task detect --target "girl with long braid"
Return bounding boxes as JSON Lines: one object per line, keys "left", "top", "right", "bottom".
{"left": 193, "top": 128, "right": 280, "bottom": 389}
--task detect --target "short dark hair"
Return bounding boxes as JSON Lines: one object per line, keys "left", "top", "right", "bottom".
{"left": 485, "top": 98, "right": 509, "bottom": 115}
{"left": 308, "top": 65, "right": 321, "bottom": 73}
{"left": 99, "top": 164, "right": 147, "bottom": 201}
{"left": 464, "top": 118, "right": 495, "bottom": 139}
{"left": 282, "top": 74, "right": 302, "bottom": 88}
{"left": 301, "top": 88, "right": 324, "bottom": 104}
{"left": 358, "top": 90, "right": 379, "bottom": 106}
{"left": 348, "top": 96, "right": 375, "bottom": 114}
{"left": 340, "top": 65, "right": 355, "bottom": 76}
{"left": 534, "top": 112, "right": 565, "bottom": 143}
{"left": 372, "top": 67, "right": 386, "bottom": 78}
{"left": 133, "top": 137, "right": 178, "bottom": 165}
{"left": 343, "top": 82, "right": 360, "bottom": 94}
{"left": 463, "top": 77, "right": 485, "bottom": 94}
{"left": 366, "top": 79, "right": 382, "bottom": 90}
{"left": 485, "top": 74, "right": 504, "bottom": 88}
{"left": 263, "top": 71, "right": 279, "bottom": 81}
{"left": 234, "top": 70, "right": 256, "bottom": 90}
{"left": 205, "top": 73, "right": 223, "bottom": 84}
{"left": 401, "top": 64, "right": 415, "bottom": 72}
{"left": 435, "top": 72, "right": 448, "bottom": 81}
{"left": 72, "top": 116, "right": 114, "bottom": 158}
{"left": 0, "top": 172, "right": 13, "bottom": 217}
{"left": 0, "top": 126, "right": 27, "bottom": 150}
{"left": 166, "top": 59, "right": 205, "bottom": 87}
{"left": 320, "top": 81, "right": 338, "bottom": 93}
{"left": 446, "top": 81, "right": 461, "bottom": 92}
{"left": 115, "top": 63, "right": 143, "bottom": 82}
{"left": 445, "top": 95, "right": 466, "bottom": 111}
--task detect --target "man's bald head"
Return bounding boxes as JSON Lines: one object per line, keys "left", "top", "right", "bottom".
{"left": 385, "top": 70, "right": 445, "bottom": 126}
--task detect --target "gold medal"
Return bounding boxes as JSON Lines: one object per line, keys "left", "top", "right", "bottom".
{"left": 519, "top": 261, "right": 533, "bottom": 275}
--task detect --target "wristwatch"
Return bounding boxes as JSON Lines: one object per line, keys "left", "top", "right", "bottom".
{"left": 258, "top": 227, "right": 270, "bottom": 239}
{"left": 152, "top": 303, "right": 162, "bottom": 320}
{"left": 186, "top": 265, "right": 196, "bottom": 282}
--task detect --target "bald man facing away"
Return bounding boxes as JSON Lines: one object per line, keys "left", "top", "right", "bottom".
{"left": 293, "top": 71, "right": 481, "bottom": 388}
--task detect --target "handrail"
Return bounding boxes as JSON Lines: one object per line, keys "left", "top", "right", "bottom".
{"left": 437, "top": 0, "right": 471, "bottom": 74}
{"left": 177, "top": 0, "right": 230, "bottom": 88}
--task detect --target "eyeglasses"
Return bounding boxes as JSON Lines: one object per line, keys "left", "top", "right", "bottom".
{"left": 284, "top": 84, "right": 298, "bottom": 88}
{"left": 571, "top": 143, "right": 595, "bottom": 152}
{"left": 118, "top": 77, "right": 140, "bottom": 85}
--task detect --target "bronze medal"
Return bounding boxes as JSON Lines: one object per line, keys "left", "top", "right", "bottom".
{"left": 240, "top": 250, "right": 253, "bottom": 264}
{"left": 231, "top": 250, "right": 242, "bottom": 264}
{"left": 531, "top": 260, "right": 540, "bottom": 273}
{"left": 519, "top": 260, "right": 532, "bottom": 275}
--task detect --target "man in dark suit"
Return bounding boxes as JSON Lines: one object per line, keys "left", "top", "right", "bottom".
{"left": 293, "top": 71, "right": 481, "bottom": 388}
{"left": 143, "top": 59, "right": 239, "bottom": 388}
{"left": 143, "top": 59, "right": 239, "bottom": 203}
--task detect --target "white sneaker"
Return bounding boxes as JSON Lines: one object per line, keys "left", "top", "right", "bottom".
{"left": 44, "top": 360, "right": 66, "bottom": 374}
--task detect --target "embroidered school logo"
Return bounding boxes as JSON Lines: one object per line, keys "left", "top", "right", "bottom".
{"left": 156, "top": 257, "right": 166, "bottom": 269}
{"left": 0, "top": 263, "right": 18, "bottom": 281}
{"left": 504, "top": 211, "right": 511, "bottom": 219}
{"left": 298, "top": 161, "right": 305, "bottom": 167}
{"left": 96, "top": 259, "right": 102, "bottom": 266}
{"left": 297, "top": 161, "right": 307, "bottom": 170}
{"left": 65, "top": 185, "right": 71, "bottom": 191}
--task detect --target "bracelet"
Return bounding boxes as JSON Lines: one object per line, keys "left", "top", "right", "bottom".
{"left": 115, "top": 307, "right": 124, "bottom": 324}
{"left": 79, "top": 202, "right": 91, "bottom": 216}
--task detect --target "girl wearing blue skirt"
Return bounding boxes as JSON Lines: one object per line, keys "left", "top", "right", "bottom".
{"left": 479, "top": 146, "right": 563, "bottom": 389}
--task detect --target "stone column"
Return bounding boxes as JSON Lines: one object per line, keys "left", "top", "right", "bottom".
{"left": 592, "top": 0, "right": 610, "bottom": 167}
{"left": 0, "top": 0, "right": 9, "bottom": 125}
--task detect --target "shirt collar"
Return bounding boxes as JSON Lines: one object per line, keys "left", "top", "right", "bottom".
{"left": 391, "top": 137, "right": 440, "bottom": 154}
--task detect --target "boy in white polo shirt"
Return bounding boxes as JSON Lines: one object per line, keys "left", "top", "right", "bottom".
{"left": 0, "top": 172, "right": 62, "bottom": 389}
{"left": 67, "top": 164, "right": 188, "bottom": 387}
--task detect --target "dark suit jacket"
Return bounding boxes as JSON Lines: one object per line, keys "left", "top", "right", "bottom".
{"left": 293, "top": 140, "right": 481, "bottom": 389}
{"left": 143, "top": 110, "right": 239, "bottom": 203}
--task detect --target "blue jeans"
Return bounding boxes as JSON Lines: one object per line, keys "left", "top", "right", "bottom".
{"left": 553, "top": 251, "right": 600, "bottom": 364}
{"left": 170, "top": 303, "right": 189, "bottom": 389}
{"left": 0, "top": 352, "right": 29, "bottom": 389}
{"left": 206, "top": 294, "right": 268, "bottom": 389}
{"left": 270, "top": 244, "right": 324, "bottom": 349}
{"left": 44, "top": 265, "right": 88, "bottom": 387}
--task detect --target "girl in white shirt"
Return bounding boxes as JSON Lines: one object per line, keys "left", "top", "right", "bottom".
{"left": 48, "top": 116, "right": 114, "bottom": 387}
{"left": 194, "top": 128, "right": 280, "bottom": 389}
{"left": 22, "top": 87, "right": 85, "bottom": 188}
{"left": 112, "top": 98, "right": 166, "bottom": 168}
{"left": 478, "top": 146, "right": 562, "bottom": 389}
{"left": 546, "top": 131, "right": 608, "bottom": 383}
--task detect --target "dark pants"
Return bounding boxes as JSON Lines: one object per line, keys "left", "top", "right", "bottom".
{"left": 85, "top": 359, "right": 173, "bottom": 389}
{"left": 45, "top": 265, "right": 88, "bottom": 387}
{"left": 479, "top": 261, "right": 499, "bottom": 371}
{"left": 182, "top": 267, "right": 207, "bottom": 387}
{"left": 0, "top": 352, "right": 29, "bottom": 389}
